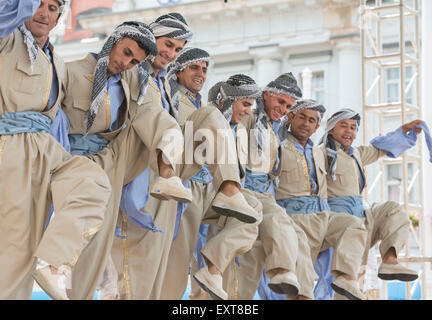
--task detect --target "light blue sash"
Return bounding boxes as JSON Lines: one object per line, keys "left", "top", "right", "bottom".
{"left": 69, "top": 133, "right": 109, "bottom": 156}
{"left": 189, "top": 165, "right": 213, "bottom": 184}
{"left": 277, "top": 195, "right": 330, "bottom": 214}
{"left": 244, "top": 169, "right": 268, "bottom": 193}
{"left": 328, "top": 195, "right": 365, "bottom": 218}
{"left": 0, "top": 112, "right": 51, "bottom": 134}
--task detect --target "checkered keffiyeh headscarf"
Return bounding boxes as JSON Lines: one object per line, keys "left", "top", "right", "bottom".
{"left": 207, "top": 74, "right": 261, "bottom": 123}
{"left": 264, "top": 72, "right": 302, "bottom": 101}
{"left": 288, "top": 98, "right": 326, "bottom": 120}
{"left": 319, "top": 108, "right": 361, "bottom": 181}
{"left": 256, "top": 73, "right": 303, "bottom": 155}
{"left": 86, "top": 21, "right": 158, "bottom": 133}
{"left": 167, "top": 47, "right": 210, "bottom": 119}
{"left": 18, "top": 24, "right": 38, "bottom": 68}
{"left": 149, "top": 13, "right": 193, "bottom": 41}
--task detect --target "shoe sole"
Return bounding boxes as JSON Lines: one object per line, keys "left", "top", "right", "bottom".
{"left": 32, "top": 270, "right": 67, "bottom": 300}
{"left": 150, "top": 190, "right": 192, "bottom": 204}
{"left": 212, "top": 204, "right": 257, "bottom": 224}
{"left": 331, "top": 283, "right": 362, "bottom": 300}
{"left": 378, "top": 272, "right": 418, "bottom": 282}
{"left": 268, "top": 282, "right": 299, "bottom": 297}
{"left": 193, "top": 274, "right": 225, "bottom": 300}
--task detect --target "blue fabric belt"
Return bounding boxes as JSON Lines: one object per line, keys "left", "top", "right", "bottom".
{"left": 189, "top": 165, "right": 213, "bottom": 184}
{"left": 244, "top": 169, "right": 269, "bottom": 193}
{"left": 327, "top": 195, "right": 365, "bottom": 218}
{"left": 277, "top": 195, "right": 330, "bottom": 214}
{"left": 0, "top": 112, "right": 51, "bottom": 134}
{"left": 69, "top": 133, "right": 109, "bottom": 156}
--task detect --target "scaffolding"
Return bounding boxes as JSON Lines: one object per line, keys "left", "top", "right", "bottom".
{"left": 360, "top": 0, "right": 432, "bottom": 299}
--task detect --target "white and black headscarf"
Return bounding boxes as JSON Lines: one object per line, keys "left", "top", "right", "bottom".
{"left": 167, "top": 47, "right": 211, "bottom": 120}
{"left": 149, "top": 13, "right": 193, "bottom": 42}
{"left": 319, "top": 108, "right": 361, "bottom": 180}
{"left": 86, "top": 21, "right": 158, "bottom": 133}
{"left": 256, "top": 72, "right": 302, "bottom": 155}
{"left": 207, "top": 74, "right": 261, "bottom": 123}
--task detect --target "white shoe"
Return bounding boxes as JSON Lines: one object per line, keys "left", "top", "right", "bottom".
{"left": 268, "top": 271, "right": 299, "bottom": 297}
{"left": 193, "top": 267, "right": 228, "bottom": 300}
{"left": 211, "top": 191, "right": 260, "bottom": 224}
{"left": 378, "top": 263, "right": 418, "bottom": 282}
{"left": 32, "top": 266, "right": 70, "bottom": 300}
{"left": 150, "top": 176, "right": 192, "bottom": 203}
{"left": 331, "top": 276, "right": 364, "bottom": 300}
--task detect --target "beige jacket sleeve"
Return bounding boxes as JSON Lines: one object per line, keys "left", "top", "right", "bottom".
{"left": 356, "top": 144, "right": 388, "bottom": 166}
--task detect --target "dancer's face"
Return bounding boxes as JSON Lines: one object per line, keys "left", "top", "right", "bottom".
{"left": 177, "top": 61, "right": 208, "bottom": 95}
{"left": 263, "top": 91, "right": 296, "bottom": 122}
{"left": 107, "top": 38, "right": 147, "bottom": 75}
{"left": 329, "top": 119, "right": 358, "bottom": 150}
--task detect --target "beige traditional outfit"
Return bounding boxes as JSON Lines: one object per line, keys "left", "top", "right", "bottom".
{"left": 61, "top": 39, "right": 185, "bottom": 298}
{"left": 0, "top": 26, "right": 111, "bottom": 299}
{"left": 319, "top": 108, "right": 415, "bottom": 290}
{"left": 159, "top": 82, "right": 262, "bottom": 300}
{"left": 111, "top": 72, "right": 257, "bottom": 299}
{"left": 270, "top": 100, "right": 368, "bottom": 300}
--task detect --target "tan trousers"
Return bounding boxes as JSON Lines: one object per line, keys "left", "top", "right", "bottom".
{"left": 188, "top": 257, "right": 209, "bottom": 300}
{"left": 363, "top": 201, "right": 410, "bottom": 264}
{"left": 158, "top": 181, "right": 261, "bottom": 300}
{"left": 222, "top": 191, "right": 316, "bottom": 299}
{"left": 112, "top": 107, "right": 247, "bottom": 299}
{"left": 0, "top": 132, "right": 111, "bottom": 299}
{"left": 289, "top": 211, "right": 367, "bottom": 281}
{"left": 66, "top": 104, "right": 182, "bottom": 299}
{"left": 333, "top": 201, "right": 410, "bottom": 301}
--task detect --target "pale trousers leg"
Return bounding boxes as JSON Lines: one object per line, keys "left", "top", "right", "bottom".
{"left": 223, "top": 192, "right": 316, "bottom": 299}
{"left": 365, "top": 201, "right": 410, "bottom": 262}
{"left": 200, "top": 189, "right": 262, "bottom": 273}
{"left": 223, "top": 240, "right": 266, "bottom": 299}
{"left": 289, "top": 211, "right": 367, "bottom": 279}
{"left": 253, "top": 192, "right": 298, "bottom": 278}
{"left": 0, "top": 133, "right": 110, "bottom": 299}
{"left": 178, "top": 106, "right": 241, "bottom": 190}
{"left": 112, "top": 107, "right": 242, "bottom": 299}
{"left": 322, "top": 212, "right": 368, "bottom": 278}
{"left": 189, "top": 258, "right": 210, "bottom": 300}
{"left": 112, "top": 195, "right": 178, "bottom": 300}
{"left": 159, "top": 181, "right": 215, "bottom": 299}
{"left": 68, "top": 104, "right": 182, "bottom": 300}
{"left": 96, "top": 255, "right": 119, "bottom": 300}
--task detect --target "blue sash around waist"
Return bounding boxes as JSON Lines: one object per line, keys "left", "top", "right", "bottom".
{"left": 244, "top": 169, "right": 269, "bottom": 193}
{"left": 190, "top": 165, "right": 213, "bottom": 184}
{"left": 69, "top": 133, "right": 109, "bottom": 156}
{"left": 327, "top": 195, "right": 365, "bottom": 218}
{"left": 277, "top": 195, "right": 330, "bottom": 214}
{"left": 0, "top": 112, "right": 51, "bottom": 134}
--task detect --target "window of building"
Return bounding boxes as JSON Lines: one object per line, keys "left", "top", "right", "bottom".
{"left": 311, "top": 71, "right": 324, "bottom": 104}
{"left": 386, "top": 162, "right": 419, "bottom": 205}
{"left": 385, "top": 66, "right": 414, "bottom": 105}
{"left": 299, "top": 69, "right": 324, "bottom": 104}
